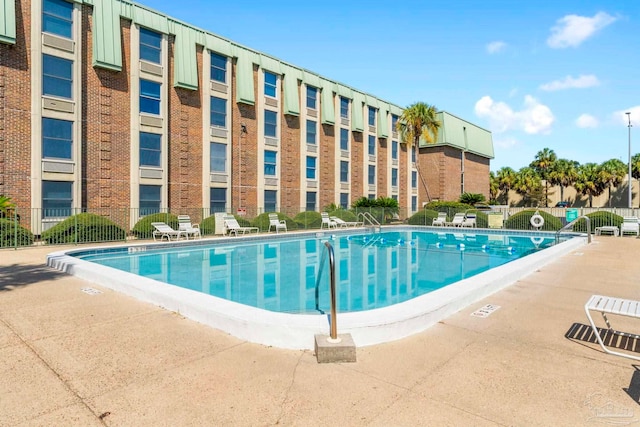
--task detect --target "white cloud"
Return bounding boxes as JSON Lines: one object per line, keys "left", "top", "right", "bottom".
{"left": 576, "top": 114, "right": 599, "bottom": 128}
{"left": 539, "top": 74, "right": 600, "bottom": 91}
{"left": 613, "top": 107, "right": 640, "bottom": 126}
{"left": 547, "top": 12, "right": 616, "bottom": 48}
{"left": 474, "top": 95, "right": 554, "bottom": 135}
{"left": 486, "top": 41, "right": 506, "bottom": 54}
{"left": 493, "top": 137, "right": 519, "bottom": 150}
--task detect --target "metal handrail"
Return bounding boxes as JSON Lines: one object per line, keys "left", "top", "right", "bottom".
{"left": 314, "top": 241, "right": 338, "bottom": 340}
{"left": 358, "top": 212, "right": 380, "bottom": 227}
{"left": 555, "top": 215, "right": 591, "bottom": 244}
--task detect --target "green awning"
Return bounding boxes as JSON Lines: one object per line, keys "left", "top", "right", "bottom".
{"left": 337, "top": 84, "right": 353, "bottom": 99}
{"left": 172, "top": 23, "right": 198, "bottom": 90}
{"left": 320, "top": 78, "right": 335, "bottom": 125}
{"left": 205, "top": 34, "right": 232, "bottom": 57}
{"left": 234, "top": 46, "right": 256, "bottom": 105}
{"left": 351, "top": 92, "right": 365, "bottom": 132}
{"left": 303, "top": 71, "right": 321, "bottom": 89}
{"left": 132, "top": 4, "right": 169, "bottom": 33}
{"left": 282, "top": 64, "right": 301, "bottom": 116}
{"left": 91, "top": 0, "right": 122, "bottom": 70}
{"left": 377, "top": 102, "right": 389, "bottom": 138}
{"left": 260, "top": 54, "right": 281, "bottom": 74}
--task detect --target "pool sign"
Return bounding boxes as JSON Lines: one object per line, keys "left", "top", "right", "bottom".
{"left": 471, "top": 304, "right": 501, "bottom": 318}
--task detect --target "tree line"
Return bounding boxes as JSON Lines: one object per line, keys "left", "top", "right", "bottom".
{"left": 490, "top": 148, "right": 640, "bottom": 208}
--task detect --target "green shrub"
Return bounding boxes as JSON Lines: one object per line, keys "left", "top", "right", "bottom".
{"left": 459, "top": 192, "right": 486, "bottom": 205}
{"left": 132, "top": 213, "right": 179, "bottom": 239}
{"left": 41, "top": 213, "right": 126, "bottom": 244}
{"left": 293, "top": 211, "right": 321, "bottom": 229}
{"left": 407, "top": 209, "right": 440, "bottom": 225}
{"left": 503, "top": 210, "right": 562, "bottom": 231}
{"left": 0, "top": 218, "right": 34, "bottom": 247}
{"left": 252, "top": 212, "right": 297, "bottom": 232}
{"left": 574, "top": 211, "right": 622, "bottom": 233}
{"left": 424, "top": 201, "right": 474, "bottom": 213}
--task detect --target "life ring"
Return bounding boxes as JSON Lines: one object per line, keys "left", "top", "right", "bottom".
{"left": 530, "top": 236, "right": 544, "bottom": 246}
{"left": 530, "top": 213, "right": 545, "bottom": 229}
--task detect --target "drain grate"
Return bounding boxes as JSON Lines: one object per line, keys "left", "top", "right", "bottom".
{"left": 471, "top": 304, "right": 501, "bottom": 318}
{"left": 81, "top": 287, "right": 102, "bottom": 295}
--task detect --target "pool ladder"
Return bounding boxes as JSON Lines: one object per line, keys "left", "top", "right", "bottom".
{"left": 314, "top": 241, "right": 338, "bottom": 340}
{"left": 358, "top": 212, "right": 381, "bottom": 232}
{"left": 555, "top": 215, "right": 591, "bottom": 244}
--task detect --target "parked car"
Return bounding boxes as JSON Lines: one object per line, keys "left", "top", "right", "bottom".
{"left": 555, "top": 201, "right": 571, "bottom": 208}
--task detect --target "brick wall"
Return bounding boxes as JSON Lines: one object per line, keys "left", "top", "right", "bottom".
{"left": 318, "top": 123, "right": 335, "bottom": 209}
{"left": 280, "top": 81, "right": 300, "bottom": 213}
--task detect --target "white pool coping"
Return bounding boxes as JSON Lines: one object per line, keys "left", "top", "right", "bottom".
{"left": 47, "top": 231, "right": 587, "bottom": 350}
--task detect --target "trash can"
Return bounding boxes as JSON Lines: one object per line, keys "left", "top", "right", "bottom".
{"left": 566, "top": 209, "right": 578, "bottom": 223}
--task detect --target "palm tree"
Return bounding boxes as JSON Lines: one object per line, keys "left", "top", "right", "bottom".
{"left": 489, "top": 171, "right": 499, "bottom": 202}
{"left": 513, "top": 167, "right": 543, "bottom": 207}
{"left": 574, "top": 163, "right": 606, "bottom": 207}
{"left": 599, "top": 158, "right": 627, "bottom": 207}
{"left": 0, "top": 195, "right": 15, "bottom": 219}
{"left": 397, "top": 102, "right": 440, "bottom": 202}
{"left": 548, "top": 159, "right": 579, "bottom": 203}
{"left": 496, "top": 166, "right": 516, "bottom": 205}
{"left": 631, "top": 153, "right": 640, "bottom": 207}
{"left": 530, "top": 148, "right": 557, "bottom": 207}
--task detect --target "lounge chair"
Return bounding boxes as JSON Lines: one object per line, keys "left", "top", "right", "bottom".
{"left": 321, "top": 212, "right": 337, "bottom": 229}
{"left": 585, "top": 295, "right": 640, "bottom": 361}
{"left": 268, "top": 213, "right": 287, "bottom": 233}
{"left": 432, "top": 212, "right": 447, "bottom": 227}
{"left": 224, "top": 216, "right": 259, "bottom": 236}
{"left": 177, "top": 215, "right": 201, "bottom": 239}
{"left": 445, "top": 212, "right": 466, "bottom": 227}
{"left": 331, "top": 216, "right": 362, "bottom": 228}
{"left": 620, "top": 216, "right": 639, "bottom": 237}
{"left": 151, "top": 222, "right": 187, "bottom": 241}
{"left": 461, "top": 213, "right": 476, "bottom": 228}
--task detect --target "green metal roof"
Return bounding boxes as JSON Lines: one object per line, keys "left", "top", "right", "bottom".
{"left": 419, "top": 111, "right": 494, "bottom": 159}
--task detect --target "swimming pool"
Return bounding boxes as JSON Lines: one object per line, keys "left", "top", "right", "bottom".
{"left": 47, "top": 227, "right": 586, "bottom": 349}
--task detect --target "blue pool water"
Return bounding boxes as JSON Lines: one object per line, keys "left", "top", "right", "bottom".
{"left": 74, "top": 230, "right": 561, "bottom": 315}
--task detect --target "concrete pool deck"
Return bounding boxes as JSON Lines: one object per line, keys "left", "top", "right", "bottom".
{"left": 2, "top": 236, "right": 640, "bottom": 425}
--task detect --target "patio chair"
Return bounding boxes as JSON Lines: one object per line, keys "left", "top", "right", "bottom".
{"left": 461, "top": 213, "right": 476, "bottom": 228}
{"left": 224, "top": 216, "right": 259, "bottom": 236}
{"left": 620, "top": 216, "right": 639, "bottom": 237}
{"left": 151, "top": 222, "right": 187, "bottom": 241}
{"left": 585, "top": 294, "right": 640, "bottom": 361}
{"left": 268, "top": 213, "right": 287, "bottom": 233}
{"left": 445, "top": 212, "right": 466, "bottom": 227}
{"left": 432, "top": 212, "right": 447, "bottom": 226}
{"left": 331, "top": 216, "right": 363, "bottom": 228}
{"left": 320, "top": 212, "right": 337, "bottom": 229}
{"left": 177, "top": 215, "right": 201, "bottom": 239}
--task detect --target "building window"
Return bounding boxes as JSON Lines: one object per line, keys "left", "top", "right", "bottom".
{"left": 264, "top": 190, "right": 277, "bottom": 212}
{"left": 412, "top": 196, "right": 417, "bottom": 211}
{"left": 340, "top": 97, "right": 349, "bottom": 119}
{"left": 139, "top": 27, "right": 162, "bottom": 64}
{"left": 210, "top": 188, "right": 226, "bottom": 212}
{"left": 210, "top": 96, "right": 226, "bottom": 128}
{"left": 140, "top": 132, "right": 161, "bottom": 167}
{"left": 42, "top": 118, "right": 72, "bottom": 160}
{"left": 140, "top": 184, "right": 161, "bottom": 216}
{"left": 392, "top": 168, "right": 398, "bottom": 187}
{"left": 340, "top": 128, "right": 349, "bottom": 151}
{"left": 140, "top": 79, "right": 161, "bottom": 115}
{"left": 306, "top": 156, "right": 316, "bottom": 179}
{"left": 340, "top": 161, "right": 349, "bottom": 183}
{"left": 368, "top": 135, "right": 376, "bottom": 156}
{"left": 306, "top": 192, "right": 317, "bottom": 211}
{"left": 264, "top": 71, "right": 277, "bottom": 97}
{"left": 306, "top": 86, "right": 317, "bottom": 109}
{"left": 368, "top": 165, "right": 376, "bottom": 185}
{"left": 391, "top": 114, "right": 398, "bottom": 132}
{"left": 210, "top": 52, "right": 227, "bottom": 83}
{"left": 368, "top": 106, "right": 376, "bottom": 126}
{"left": 43, "top": 0, "right": 73, "bottom": 39}
{"left": 412, "top": 171, "right": 417, "bottom": 188}
{"left": 411, "top": 147, "right": 416, "bottom": 163}
{"left": 210, "top": 142, "right": 226, "bottom": 173}
{"left": 306, "top": 120, "right": 316, "bottom": 145}
{"left": 264, "top": 150, "right": 277, "bottom": 176}
{"left": 340, "top": 193, "right": 348, "bottom": 209}
{"left": 392, "top": 140, "right": 398, "bottom": 160}
{"left": 264, "top": 110, "right": 277, "bottom": 138}
{"left": 43, "top": 54, "right": 72, "bottom": 99}
{"left": 42, "top": 181, "right": 72, "bottom": 218}
{"left": 368, "top": 193, "right": 376, "bottom": 200}
{"left": 392, "top": 195, "right": 398, "bottom": 202}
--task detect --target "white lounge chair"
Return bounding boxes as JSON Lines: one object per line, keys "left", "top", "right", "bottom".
{"left": 620, "top": 216, "right": 639, "bottom": 237}
{"left": 461, "top": 213, "right": 476, "bottom": 228}
{"left": 445, "top": 213, "right": 466, "bottom": 227}
{"left": 585, "top": 295, "right": 640, "bottom": 361}
{"left": 331, "top": 216, "right": 362, "bottom": 228}
{"left": 268, "top": 213, "right": 287, "bottom": 233}
{"left": 177, "top": 215, "right": 201, "bottom": 239}
{"left": 224, "top": 216, "right": 259, "bottom": 236}
{"left": 151, "top": 222, "right": 187, "bottom": 241}
{"left": 432, "top": 212, "right": 447, "bottom": 226}
{"left": 321, "top": 212, "right": 337, "bottom": 229}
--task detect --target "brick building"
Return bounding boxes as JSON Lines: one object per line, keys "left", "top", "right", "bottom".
{"left": 0, "top": 0, "right": 493, "bottom": 232}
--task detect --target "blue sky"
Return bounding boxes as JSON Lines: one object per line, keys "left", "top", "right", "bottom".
{"left": 138, "top": 0, "right": 640, "bottom": 172}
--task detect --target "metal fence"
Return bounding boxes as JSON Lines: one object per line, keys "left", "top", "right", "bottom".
{"left": 1, "top": 206, "right": 637, "bottom": 249}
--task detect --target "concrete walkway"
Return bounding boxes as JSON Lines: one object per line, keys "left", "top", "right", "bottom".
{"left": 2, "top": 236, "right": 640, "bottom": 426}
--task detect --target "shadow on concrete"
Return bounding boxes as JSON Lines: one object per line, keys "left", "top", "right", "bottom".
{"left": 624, "top": 367, "right": 640, "bottom": 405}
{"left": 0, "top": 264, "right": 67, "bottom": 291}
{"left": 566, "top": 322, "right": 640, "bottom": 356}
